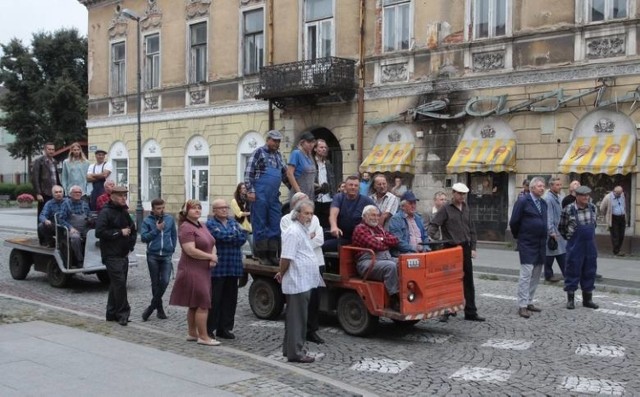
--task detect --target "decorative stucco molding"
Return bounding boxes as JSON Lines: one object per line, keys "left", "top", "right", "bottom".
{"left": 586, "top": 35, "right": 625, "bottom": 59}
{"left": 186, "top": 0, "right": 211, "bottom": 20}
{"left": 381, "top": 62, "right": 408, "bottom": 83}
{"left": 141, "top": 0, "right": 162, "bottom": 31}
{"left": 472, "top": 51, "right": 505, "bottom": 71}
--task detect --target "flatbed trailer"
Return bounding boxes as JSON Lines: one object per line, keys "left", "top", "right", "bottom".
{"left": 242, "top": 245, "right": 465, "bottom": 336}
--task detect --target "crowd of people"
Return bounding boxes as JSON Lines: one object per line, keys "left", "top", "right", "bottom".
{"left": 31, "top": 137, "right": 626, "bottom": 363}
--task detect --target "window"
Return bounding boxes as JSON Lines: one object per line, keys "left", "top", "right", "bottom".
{"left": 383, "top": 0, "right": 410, "bottom": 53}
{"left": 111, "top": 41, "right": 126, "bottom": 96}
{"left": 243, "top": 8, "right": 264, "bottom": 75}
{"left": 190, "top": 157, "right": 209, "bottom": 202}
{"left": 112, "top": 159, "right": 129, "bottom": 186}
{"left": 590, "top": 0, "right": 627, "bottom": 21}
{"left": 305, "top": 0, "right": 333, "bottom": 59}
{"left": 189, "top": 22, "right": 207, "bottom": 83}
{"left": 144, "top": 34, "right": 160, "bottom": 90}
{"left": 473, "top": 0, "right": 506, "bottom": 39}
{"left": 145, "top": 157, "right": 162, "bottom": 201}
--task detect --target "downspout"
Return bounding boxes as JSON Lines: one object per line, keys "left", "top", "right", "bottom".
{"left": 357, "top": 0, "right": 366, "bottom": 166}
{"left": 267, "top": 0, "right": 274, "bottom": 130}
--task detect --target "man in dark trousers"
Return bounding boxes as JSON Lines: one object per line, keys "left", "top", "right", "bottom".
{"left": 509, "top": 177, "right": 548, "bottom": 319}
{"left": 559, "top": 186, "right": 599, "bottom": 310}
{"left": 428, "top": 183, "right": 485, "bottom": 322}
{"left": 32, "top": 142, "right": 60, "bottom": 243}
{"left": 599, "top": 186, "right": 628, "bottom": 256}
{"left": 96, "top": 185, "right": 137, "bottom": 326}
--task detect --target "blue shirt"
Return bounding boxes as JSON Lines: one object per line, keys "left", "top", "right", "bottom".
{"left": 39, "top": 198, "right": 68, "bottom": 224}
{"left": 288, "top": 148, "right": 315, "bottom": 178}
{"left": 206, "top": 216, "right": 247, "bottom": 277}
{"left": 243, "top": 145, "right": 287, "bottom": 193}
{"left": 611, "top": 193, "right": 625, "bottom": 216}
{"left": 59, "top": 199, "right": 91, "bottom": 229}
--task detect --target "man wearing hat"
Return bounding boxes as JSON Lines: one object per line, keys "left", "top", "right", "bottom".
{"left": 96, "top": 185, "right": 137, "bottom": 325}
{"left": 428, "top": 183, "right": 485, "bottom": 322}
{"left": 509, "top": 177, "right": 548, "bottom": 319}
{"left": 286, "top": 131, "right": 317, "bottom": 202}
{"left": 244, "top": 130, "right": 289, "bottom": 265}
{"left": 87, "top": 149, "right": 112, "bottom": 211}
{"left": 389, "top": 191, "right": 429, "bottom": 255}
{"left": 559, "top": 185, "right": 599, "bottom": 310}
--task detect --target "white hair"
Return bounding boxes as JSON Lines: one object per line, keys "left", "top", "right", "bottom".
{"left": 290, "top": 199, "right": 314, "bottom": 222}
{"left": 361, "top": 204, "right": 380, "bottom": 217}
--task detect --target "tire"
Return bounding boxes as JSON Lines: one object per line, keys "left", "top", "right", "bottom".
{"left": 96, "top": 271, "right": 110, "bottom": 285}
{"left": 9, "top": 250, "right": 31, "bottom": 280}
{"left": 392, "top": 319, "right": 421, "bottom": 329}
{"left": 337, "top": 291, "right": 378, "bottom": 336}
{"left": 47, "top": 261, "right": 70, "bottom": 288}
{"left": 248, "top": 277, "right": 285, "bottom": 320}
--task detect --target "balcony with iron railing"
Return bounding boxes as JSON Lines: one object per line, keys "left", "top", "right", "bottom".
{"left": 256, "top": 57, "right": 356, "bottom": 107}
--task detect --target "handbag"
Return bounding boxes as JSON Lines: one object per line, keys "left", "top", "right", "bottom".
{"left": 547, "top": 236, "right": 558, "bottom": 251}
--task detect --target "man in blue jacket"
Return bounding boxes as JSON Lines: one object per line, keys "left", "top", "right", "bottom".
{"left": 510, "top": 177, "right": 548, "bottom": 319}
{"left": 140, "top": 198, "right": 177, "bottom": 321}
{"left": 389, "top": 191, "right": 429, "bottom": 255}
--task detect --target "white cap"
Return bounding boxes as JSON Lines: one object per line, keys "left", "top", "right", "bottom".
{"left": 452, "top": 183, "right": 469, "bottom": 193}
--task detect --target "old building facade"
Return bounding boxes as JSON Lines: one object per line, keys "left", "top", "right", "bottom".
{"left": 80, "top": 0, "right": 639, "bottom": 251}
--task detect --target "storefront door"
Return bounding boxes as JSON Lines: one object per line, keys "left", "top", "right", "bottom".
{"left": 467, "top": 172, "right": 509, "bottom": 241}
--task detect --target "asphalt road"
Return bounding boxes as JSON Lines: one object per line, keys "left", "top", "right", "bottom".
{"left": 2, "top": 225, "right": 640, "bottom": 396}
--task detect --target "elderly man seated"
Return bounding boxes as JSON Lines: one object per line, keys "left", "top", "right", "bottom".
{"left": 389, "top": 191, "right": 429, "bottom": 255}
{"left": 37, "top": 185, "right": 67, "bottom": 247}
{"left": 351, "top": 205, "right": 401, "bottom": 311}
{"left": 59, "top": 185, "right": 92, "bottom": 265}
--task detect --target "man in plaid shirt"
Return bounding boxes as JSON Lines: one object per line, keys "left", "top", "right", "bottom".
{"left": 59, "top": 185, "right": 91, "bottom": 265}
{"left": 352, "top": 205, "right": 401, "bottom": 311}
{"left": 206, "top": 198, "right": 247, "bottom": 340}
{"left": 559, "top": 185, "right": 599, "bottom": 310}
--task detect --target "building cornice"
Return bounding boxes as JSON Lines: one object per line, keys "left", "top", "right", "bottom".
{"left": 364, "top": 60, "right": 640, "bottom": 100}
{"left": 77, "top": 0, "right": 119, "bottom": 8}
{"left": 86, "top": 100, "right": 269, "bottom": 129}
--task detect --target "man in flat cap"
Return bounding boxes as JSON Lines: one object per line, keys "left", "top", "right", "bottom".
{"left": 96, "top": 185, "right": 137, "bottom": 325}
{"left": 244, "top": 130, "right": 289, "bottom": 265}
{"left": 559, "top": 185, "right": 599, "bottom": 310}
{"left": 428, "top": 183, "right": 485, "bottom": 322}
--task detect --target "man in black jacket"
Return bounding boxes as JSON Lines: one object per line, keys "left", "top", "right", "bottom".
{"left": 32, "top": 142, "right": 60, "bottom": 243}
{"left": 96, "top": 186, "right": 137, "bottom": 326}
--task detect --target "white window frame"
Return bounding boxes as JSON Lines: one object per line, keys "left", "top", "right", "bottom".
{"left": 241, "top": 6, "right": 265, "bottom": 76}
{"left": 144, "top": 32, "right": 161, "bottom": 90}
{"left": 110, "top": 40, "right": 126, "bottom": 96}
{"left": 580, "top": 0, "right": 629, "bottom": 23}
{"left": 188, "top": 20, "right": 208, "bottom": 84}
{"left": 382, "top": 0, "right": 412, "bottom": 53}
{"left": 466, "top": 0, "right": 511, "bottom": 41}
{"left": 304, "top": 0, "right": 335, "bottom": 60}
{"left": 142, "top": 139, "right": 162, "bottom": 208}
{"left": 108, "top": 141, "right": 129, "bottom": 190}
{"left": 184, "top": 135, "right": 210, "bottom": 218}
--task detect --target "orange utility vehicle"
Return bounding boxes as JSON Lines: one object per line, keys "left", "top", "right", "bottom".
{"left": 243, "top": 244, "right": 465, "bottom": 336}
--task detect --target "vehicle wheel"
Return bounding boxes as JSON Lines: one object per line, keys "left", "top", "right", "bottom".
{"left": 9, "top": 250, "right": 31, "bottom": 280}
{"left": 392, "top": 319, "right": 421, "bottom": 329}
{"left": 337, "top": 291, "right": 378, "bottom": 336}
{"left": 47, "top": 262, "right": 70, "bottom": 288}
{"left": 248, "top": 277, "right": 284, "bottom": 319}
{"left": 96, "top": 271, "right": 110, "bottom": 285}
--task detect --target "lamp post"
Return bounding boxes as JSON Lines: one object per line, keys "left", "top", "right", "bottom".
{"left": 118, "top": 7, "right": 144, "bottom": 229}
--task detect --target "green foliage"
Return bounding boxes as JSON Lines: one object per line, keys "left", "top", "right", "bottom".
{"left": 14, "top": 183, "right": 35, "bottom": 197}
{"left": 0, "top": 183, "right": 16, "bottom": 197}
{"left": 0, "top": 28, "right": 88, "bottom": 160}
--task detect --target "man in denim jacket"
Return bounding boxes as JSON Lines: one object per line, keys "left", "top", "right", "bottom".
{"left": 140, "top": 198, "right": 177, "bottom": 321}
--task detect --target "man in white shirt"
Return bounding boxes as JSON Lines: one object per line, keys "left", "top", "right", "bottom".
{"left": 369, "top": 174, "right": 399, "bottom": 228}
{"left": 86, "top": 149, "right": 113, "bottom": 210}
{"left": 276, "top": 199, "right": 323, "bottom": 363}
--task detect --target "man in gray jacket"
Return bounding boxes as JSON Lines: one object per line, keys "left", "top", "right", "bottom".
{"left": 543, "top": 177, "right": 566, "bottom": 282}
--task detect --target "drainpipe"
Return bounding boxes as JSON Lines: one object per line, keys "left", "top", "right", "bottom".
{"left": 267, "top": 0, "right": 274, "bottom": 130}
{"left": 357, "top": 0, "right": 366, "bottom": 165}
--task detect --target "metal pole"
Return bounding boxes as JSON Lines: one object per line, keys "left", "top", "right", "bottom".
{"left": 135, "top": 19, "right": 143, "bottom": 229}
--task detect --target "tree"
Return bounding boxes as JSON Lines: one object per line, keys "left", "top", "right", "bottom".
{"left": 0, "top": 28, "right": 87, "bottom": 160}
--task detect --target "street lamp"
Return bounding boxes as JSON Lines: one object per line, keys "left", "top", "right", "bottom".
{"left": 118, "top": 6, "right": 143, "bottom": 230}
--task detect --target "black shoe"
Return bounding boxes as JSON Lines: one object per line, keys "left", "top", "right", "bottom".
{"left": 438, "top": 314, "right": 449, "bottom": 323}
{"left": 288, "top": 355, "right": 315, "bottom": 363}
{"left": 118, "top": 318, "right": 129, "bottom": 326}
{"left": 141, "top": 306, "right": 154, "bottom": 322}
{"left": 595, "top": 273, "right": 603, "bottom": 280}
{"left": 464, "top": 314, "right": 486, "bottom": 322}
{"left": 106, "top": 316, "right": 116, "bottom": 322}
{"left": 216, "top": 330, "right": 236, "bottom": 339}
{"left": 306, "top": 331, "right": 325, "bottom": 344}
{"left": 156, "top": 306, "right": 167, "bottom": 320}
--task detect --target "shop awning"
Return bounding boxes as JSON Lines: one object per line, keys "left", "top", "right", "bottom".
{"left": 558, "top": 135, "right": 637, "bottom": 175}
{"left": 359, "top": 143, "right": 414, "bottom": 174}
{"left": 446, "top": 139, "right": 516, "bottom": 173}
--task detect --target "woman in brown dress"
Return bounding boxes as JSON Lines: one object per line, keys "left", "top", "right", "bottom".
{"left": 169, "top": 199, "right": 221, "bottom": 346}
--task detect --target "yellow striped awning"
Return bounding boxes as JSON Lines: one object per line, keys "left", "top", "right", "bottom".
{"left": 359, "top": 143, "right": 415, "bottom": 174}
{"left": 446, "top": 139, "right": 516, "bottom": 173}
{"left": 558, "top": 135, "right": 637, "bottom": 175}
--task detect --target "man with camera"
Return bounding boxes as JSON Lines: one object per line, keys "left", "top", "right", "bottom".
{"left": 140, "top": 198, "right": 177, "bottom": 321}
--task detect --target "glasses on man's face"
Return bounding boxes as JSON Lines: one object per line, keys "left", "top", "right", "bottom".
{"left": 213, "top": 206, "right": 230, "bottom": 210}
{"left": 71, "top": 191, "right": 82, "bottom": 194}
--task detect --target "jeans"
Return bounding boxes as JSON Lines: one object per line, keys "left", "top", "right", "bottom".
{"left": 146, "top": 254, "right": 172, "bottom": 309}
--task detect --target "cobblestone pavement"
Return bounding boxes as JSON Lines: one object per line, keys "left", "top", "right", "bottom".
{"left": 2, "top": 229, "right": 640, "bottom": 396}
